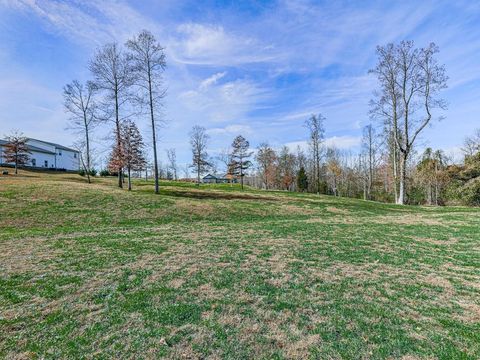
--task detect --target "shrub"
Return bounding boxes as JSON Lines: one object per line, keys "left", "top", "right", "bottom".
{"left": 79, "top": 169, "right": 98, "bottom": 177}
{"left": 100, "top": 169, "right": 110, "bottom": 177}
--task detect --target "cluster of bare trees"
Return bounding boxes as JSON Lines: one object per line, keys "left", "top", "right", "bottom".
{"left": 242, "top": 41, "right": 451, "bottom": 205}
{"left": 63, "top": 29, "right": 166, "bottom": 191}
{"left": 8, "top": 36, "right": 477, "bottom": 205}
{"left": 369, "top": 41, "right": 448, "bottom": 204}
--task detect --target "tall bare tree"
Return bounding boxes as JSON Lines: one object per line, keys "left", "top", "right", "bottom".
{"left": 326, "top": 147, "right": 342, "bottom": 196}
{"left": 255, "top": 143, "right": 277, "bottom": 190}
{"left": 370, "top": 41, "right": 447, "bottom": 204}
{"left": 361, "top": 124, "right": 382, "bottom": 200}
{"left": 3, "top": 131, "right": 30, "bottom": 174}
{"left": 90, "top": 42, "right": 133, "bottom": 188}
{"left": 63, "top": 80, "right": 98, "bottom": 183}
{"left": 166, "top": 148, "right": 177, "bottom": 180}
{"left": 229, "top": 135, "right": 253, "bottom": 190}
{"left": 305, "top": 114, "right": 325, "bottom": 194}
{"left": 189, "top": 126, "right": 211, "bottom": 185}
{"left": 126, "top": 30, "right": 166, "bottom": 194}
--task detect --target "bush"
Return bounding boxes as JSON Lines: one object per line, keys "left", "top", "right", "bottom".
{"left": 100, "top": 169, "right": 110, "bottom": 177}
{"left": 79, "top": 168, "right": 98, "bottom": 177}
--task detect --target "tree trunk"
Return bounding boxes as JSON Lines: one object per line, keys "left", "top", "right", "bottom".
{"left": 84, "top": 113, "right": 91, "bottom": 174}
{"left": 115, "top": 89, "right": 122, "bottom": 189}
{"left": 148, "top": 73, "right": 159, "bottom": 194}
{"left": 397, "top": 152, "right": 407, "bottom": 205}
{"left": 392, "top": 143, "right": 398, "bottom": 203}
{"left": 128, "top": 166, "right": 132, "bottom": 191}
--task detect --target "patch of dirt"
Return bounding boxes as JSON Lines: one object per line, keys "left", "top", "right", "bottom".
{"left": 326, "top": 206, "right": 350, "bottom": 215}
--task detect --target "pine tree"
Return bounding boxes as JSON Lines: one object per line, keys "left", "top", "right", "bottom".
{"left": 297, "top": 166, "right": 308, "bottom": 192}
{"left": 108, "top": 121, "right": 146, "bottom": 191}
{"left": 229, "top": 135, "right": 253, "bottom": 190}
{"left": 122, "top": 121, "right": 146, "bottom": 191}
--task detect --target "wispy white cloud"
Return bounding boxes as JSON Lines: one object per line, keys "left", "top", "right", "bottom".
{"left": 177, "top": 78, "right": 271, "bottom": 123}
{"left": 169, "top": 23, "right": 277, "bottom": 66}
{"left": 207, "top": 124, "right": 252, "bottom": 136}
{"left": 200, "top": 72, "right": 227, "bottom": 89}
{"left": 285, "top": 135, "right": 361, "bottom": 153}
{"left": 1, "top": 0, "right": 161, "bottom": 46}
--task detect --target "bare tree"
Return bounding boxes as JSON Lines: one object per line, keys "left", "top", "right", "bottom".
{"left": 189, "top": 126, "right": 211, "bottom": 184}
{"left": 90, "top": 42, "right": 133, "bottom": 188}
{"left": 126, "top": 30, "right": 166, "bottom": 194}
{"left": 182, "top": 163, "right": 190, "bottom": 179}
{"left": 166, "top": 148, "right": 177, "bottom": 180}
{"left": 462, "top": 128, "right": 480, "bottom": 158}
{"left": 305, "top": 114, "right": 325, "bottom": 194}
{"left": 361, "top": 124, "right": 382, "bottom": 200}
{"left": 370, "top": 41, "right": 447, "bottom": 204}
{"left": 229, "top": 135, "right": 253, "bottom": 190}
{"left": 63, "top": 80, "right": 98, "bottom": 182}
{"left": 325, "top": 147, "right": 342, "bottom": 196}
{"left": 255, "top": 142, "right": 277, "bottom": 190}
{"left": 277, "top": 146, "right": 296, "bottom": 191}
{"left": 3, "top": 131, "right": 30, "bottom": 174}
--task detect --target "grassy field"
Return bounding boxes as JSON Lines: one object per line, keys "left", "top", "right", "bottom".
{"left": 0, "top": 169, "right": 479, "bottom": 359}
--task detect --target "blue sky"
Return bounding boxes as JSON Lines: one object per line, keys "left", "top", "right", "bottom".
{"left": 0, "top": 0, "right": 479, "bottom": 169}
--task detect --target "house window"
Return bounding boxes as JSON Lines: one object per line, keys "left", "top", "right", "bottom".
{"left": 74, "top": 153, "right": 77, "bottom": 159}
{"left": 44, "top": 160, "right": 48, "bottom": 167}
{"left": 58, "top": 150, "right": 62, "bottom": 156}
{"left": 32, "top": 159, "right": 36, "bottom": 166}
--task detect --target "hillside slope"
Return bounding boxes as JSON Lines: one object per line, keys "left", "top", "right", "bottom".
{"left": 1, "top": 170, "right": 479, "bottom": 359}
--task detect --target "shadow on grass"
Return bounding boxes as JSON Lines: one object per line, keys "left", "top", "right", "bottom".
{"left": 158, "top": 188, "right": 279, "bottom": 201}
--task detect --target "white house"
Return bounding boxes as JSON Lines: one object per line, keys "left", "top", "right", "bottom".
{"left": 0, "top": 138, "right": 80, "bottom": 171}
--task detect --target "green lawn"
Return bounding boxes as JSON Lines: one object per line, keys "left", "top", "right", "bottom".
{"left": 0, "top": 169, "right": 479, "bottom": 359}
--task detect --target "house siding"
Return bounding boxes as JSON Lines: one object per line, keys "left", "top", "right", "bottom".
{"left": 0, "top": 138, "right": 80, "bottom": 171}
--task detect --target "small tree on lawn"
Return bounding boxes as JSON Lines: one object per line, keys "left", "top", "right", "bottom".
{"left": 122, "top": 120, "right": 146, "bottom": 191}
{"left": 297, "top": 166, "right": 308, "bottom": 192}
{"left": 3, "top": 131, "right": 31, "bottom": 174}
{"left": 189, "top": 125, "right": 211, "bottom": 185}
{"left": 229, "top": 135, "right": 253, "bottom": 190}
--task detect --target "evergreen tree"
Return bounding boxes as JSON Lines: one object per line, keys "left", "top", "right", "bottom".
{"left": 229, "top": 135, "right": 253, "bottom": 190}
{"left": 297, "top": 166, "right": 308, "bottom": 192}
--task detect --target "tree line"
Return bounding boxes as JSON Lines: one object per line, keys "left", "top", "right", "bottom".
{"left": 2, "top": 37, "right": 479, "bottom": 205}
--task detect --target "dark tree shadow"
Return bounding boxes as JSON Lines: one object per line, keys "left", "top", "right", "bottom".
{"left": 160, "top": 189, "right": 279, "bottom": 201}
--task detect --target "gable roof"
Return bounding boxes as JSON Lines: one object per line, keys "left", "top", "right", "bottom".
{"left": 202, "top": 173, "right": 231, "bottom": 180}
{"left": 0, "top": 139, "right": 59, "bottom": 155}
{"left": 27, "top": 138, "right": 78, "bottom": 152}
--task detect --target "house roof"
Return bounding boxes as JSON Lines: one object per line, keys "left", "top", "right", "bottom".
{"left": 0, "top": 139, "right": 59, "bottom": 155}
{"left": 27, "top": 138, "right": 78, "bottom": 152}
{"left": 203, "top": 173, "right": 231, "bottom": 180}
